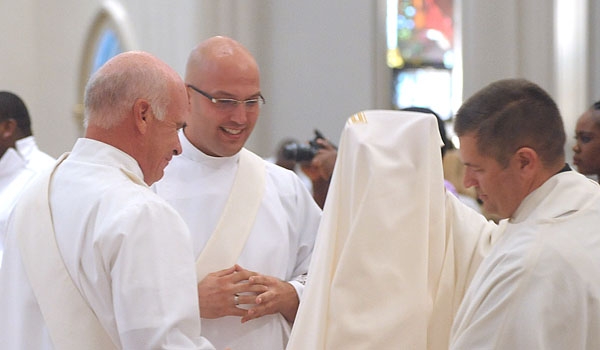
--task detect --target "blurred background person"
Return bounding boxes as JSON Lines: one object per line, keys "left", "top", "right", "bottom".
{"left": 0, "top": 91, "right": 54, "bottom": 172}
{"left": 272, "top": 131, "right": 337, "bottom": 209}
{"left": 0, "top": 91, "right": 54, "bottom": 267}
{"left": 572, "top": 100, "right": 600, "bottom": 181}
{"left": 299, "top": 137, "right": 337, "bottom": 209}
{"left": 269, "top": 137, "right": 313, "bottom": 193}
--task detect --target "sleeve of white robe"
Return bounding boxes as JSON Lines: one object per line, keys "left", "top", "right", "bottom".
{"left": 286, "top": 110, "right": 499, "bottom": 350}
{"left": 103, "top": 200, "right": 214, "bottom": 349}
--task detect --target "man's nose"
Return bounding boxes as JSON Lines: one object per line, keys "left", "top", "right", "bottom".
{"left": 230, "top": 103, "right": 249, "bottom": 124}
{"left": 463, "top": 168, "right": 476, "bottom": 188}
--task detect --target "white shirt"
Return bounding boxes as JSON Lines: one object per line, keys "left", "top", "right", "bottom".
{"left": 0, "top": 148, "right": 35, "bottom": 266}
{"left": 154, "top": 131, "right": 322, "bottom": 350}
{"left": 451, "top": 170, "right": 600, "bottom": 349}
{"left": 16, "top": 135, "right": 55, "bottom": 172}
{"left": 0, "top": 136, "right": 54, "bottom": 267}
{"left": 0, "top": 138, "right": 214, "bottom": 349}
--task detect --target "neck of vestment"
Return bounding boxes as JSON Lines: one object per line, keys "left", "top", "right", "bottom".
{"left": 511, "top": 170, "right": 595, "bottom": 224}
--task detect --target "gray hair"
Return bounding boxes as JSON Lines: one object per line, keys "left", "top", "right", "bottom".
{"left": 84, "top": 52, "right": 170, "bottom": 129}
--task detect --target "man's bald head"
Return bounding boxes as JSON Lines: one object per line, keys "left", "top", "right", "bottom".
{"left": 185, "top": 36, "right": 259, "bottom": 86}
{"left": 84, "top": 51, "right": 183, "bottom": 129}
{"left": 83, "top": 51, "right": 189, "bottom": 185}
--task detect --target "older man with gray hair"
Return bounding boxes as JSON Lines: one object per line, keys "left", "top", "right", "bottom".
{"left": 0, "top": 51, "right": 214, "bottom": 350}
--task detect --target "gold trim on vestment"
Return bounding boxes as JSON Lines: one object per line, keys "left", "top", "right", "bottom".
{"left": 348, "top": 111, "right": 367, "bottom": 124}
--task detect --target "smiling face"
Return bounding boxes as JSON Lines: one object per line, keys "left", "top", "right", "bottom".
{"left": 459, "top": 133, "right": 525, "bottom": 219}
{"left": 572, "top": 109, "right": 600, "bottom": 177}
{"left": 142, "top": 82, "right": 188, "bottom": 185}
{"left": 184, "top": 38, "right": 261, "bottom": 157}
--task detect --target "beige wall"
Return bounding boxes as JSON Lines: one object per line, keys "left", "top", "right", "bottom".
{"left": 1, "top": 0, "right": 598, "bottom": 162}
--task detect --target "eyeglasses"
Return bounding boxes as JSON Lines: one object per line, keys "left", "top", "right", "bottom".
{"left": 187, "top": 84, "right": 265, "bottom": 111}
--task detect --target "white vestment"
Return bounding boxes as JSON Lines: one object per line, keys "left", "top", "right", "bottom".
{"left": 16, "top": 135, "right": 55, "bottom": 172}
{"left": 286, "top": 110, "right": 500, "bottom": 350}
{"left": 154, "top": 131, "right": 322, "bottom": 350}
{"left": 0, "top": 149, "right": 36, "bottom": 267}
{"left": 0, "top": 136, "right": 54, "bottom": 267}
{"left": 0, "top": 138, "right": 214, "bottom": 349}
{"left": 450, "top": 170, "right": 600, "bottom": 349}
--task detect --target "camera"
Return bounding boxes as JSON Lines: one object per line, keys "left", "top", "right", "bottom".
{"left": 282, "top": 130, "right": 326, "bottom": 162}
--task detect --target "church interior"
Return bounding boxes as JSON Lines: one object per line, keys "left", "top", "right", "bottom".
{"left": 1, "top": 0, "right": 598, "bottom": 163}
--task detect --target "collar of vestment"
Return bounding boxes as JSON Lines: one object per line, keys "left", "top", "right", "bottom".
{"left": 70, "top": 138, "right": 146, "bottom": 187}
{"left": 15, "top": 135, "right": 37, "bottom": 160}
{"left": 557, "top": 163, "right": 572, "bottom": 173}
{"left": 510, "top": 170, "right": 599, "bottom": 224}
{"left": 0, "top": 147, "right": 27, "bottom": 177}
{"left": 179, "top": 129, "right": 241, "bottom": 168}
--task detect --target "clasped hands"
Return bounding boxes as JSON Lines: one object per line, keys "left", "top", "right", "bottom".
{"left": 197, "top": 264, "right": 299, "bottom": 323}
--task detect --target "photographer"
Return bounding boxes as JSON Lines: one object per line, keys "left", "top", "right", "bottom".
{"left": 279, "top": 131, "right": 338, "bottom": 209}
{"left": 299, "top": 139, "right": 337, "bottom": 209}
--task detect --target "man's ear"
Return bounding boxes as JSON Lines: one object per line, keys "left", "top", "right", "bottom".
{"left": 515, "top": 147, "right": 539, "bottom": 174}
{"left": 133, "top": 99, "right": 151, "bottom": 134}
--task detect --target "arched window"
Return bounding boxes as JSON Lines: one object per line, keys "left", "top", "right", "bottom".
{"left": 74, "top": 0, "right": 137, "bottom": 133}
{"left": 387, "top": 0, "right": 455, "bottom": 120}
{"left": 91, "top": 29, "right": 122, "bottom": 74}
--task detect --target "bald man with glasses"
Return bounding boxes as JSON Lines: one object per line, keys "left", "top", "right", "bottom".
{"left": 153, "top": 36, "right": 321, "bottom": 350}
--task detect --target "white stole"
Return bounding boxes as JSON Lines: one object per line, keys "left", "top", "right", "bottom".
{"left": 195, "top": 148, "right": 266, "bottom": 281}
{"left": 16, "top": 153, "right": 117, "bottom": 350}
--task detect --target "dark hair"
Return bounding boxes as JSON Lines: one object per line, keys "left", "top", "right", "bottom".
{"left": 454, "top": 79, "right": 565, "bottom": 168}
{"left": 0, "top": 91, "right": 32, "bottom": 136}
{"left": 588, "top": 100, "right": 600, "bottom": 127}
{"left": 402, "top": 106, "right": 453, "bottom": 157}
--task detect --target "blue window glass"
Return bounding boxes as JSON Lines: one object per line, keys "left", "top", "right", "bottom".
{"left": 92, "top": 29, "right": 122, "bottom": 75}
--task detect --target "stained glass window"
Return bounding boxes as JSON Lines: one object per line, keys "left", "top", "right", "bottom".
{"left": 387, "top": 0, "right": 455, "bottom": 120}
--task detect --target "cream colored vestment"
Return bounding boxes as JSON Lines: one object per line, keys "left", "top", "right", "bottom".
{"left": 450, "top": 171, "right": 600, "bottom": 349}
{"left": 16, "top": 154, "right": 117, "bottom": 350}
{"left": 286, "top": 110, "right": 500, "bottom": 350}
{"left": 195, "top": 148, "right": 266, "bottom": 281}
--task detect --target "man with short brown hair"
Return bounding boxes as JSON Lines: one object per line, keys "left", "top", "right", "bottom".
{"left": 450, "top": 79, "right": 600, "bottom": 349}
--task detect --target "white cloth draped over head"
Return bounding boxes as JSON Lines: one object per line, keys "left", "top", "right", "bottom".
{"left": 286, "top": 110, "right": 500, "bottom": 350}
